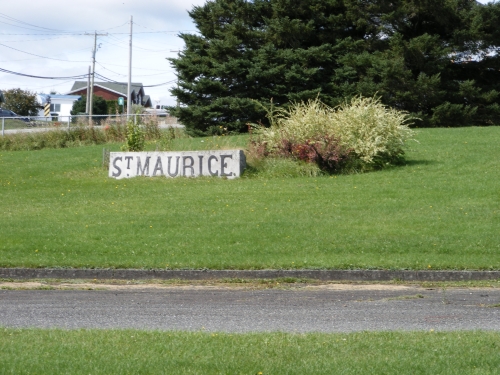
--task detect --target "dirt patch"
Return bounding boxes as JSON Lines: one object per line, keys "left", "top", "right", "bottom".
{"left": 1, "top": 281, "right": 420, "bottom": 291}
{"left": 304, "top": 284, "right": 416, "bottom": 291}
{"left": 0, "top": 282, "right": 240, "bottom": 291}
{"left": 1, "top": 280, "right": 497, "bottom": 291}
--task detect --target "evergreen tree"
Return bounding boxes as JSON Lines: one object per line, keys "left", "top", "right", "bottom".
{"left": 169, "top": 0, "right": 500, "bottom": 134}
{"left": 70, "top": 95, "right": 108, "bottom": 116}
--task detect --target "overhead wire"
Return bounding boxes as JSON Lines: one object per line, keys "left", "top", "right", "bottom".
{"left": 94, "top": 73, "right": 176, "bottom": 87}
{"left": 0, "top": 13, "right": 130, "bottom": 35}
{"left": 0, "top": 13, "right": 185, "bottom": 94}
{"left": 0, "top": 67, "right": 88, "bottom": 80}
{"left": 96, "top": 62, "right": 127, "bottom": 77}
{"left": 0, "top": 67, "right": 175, "bottom": 87}
{"left": 0, "top": 42, "right": 89, "bottom": 62}
{"left": 0, "top": 20, "right": 68, "bottom": 34}
{"left": 0, "top": 35, "right": 76, "bottom": 43}
{"left": 94, "top": 60, "right": 171, "bottom": 72}
{"left": 0, "top": 12, "right": 75, "bottom": 33}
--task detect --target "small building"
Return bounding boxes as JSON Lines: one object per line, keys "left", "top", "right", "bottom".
{"left": 36, "top": 94, "right": 81, "bottom": 120}
{"left": 66, "top": 82, "right": 152, "bottom": 108}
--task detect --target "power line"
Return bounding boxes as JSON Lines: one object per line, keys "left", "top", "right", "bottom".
{"left": 112, "top": 30, "right": 196, "bottom": 34}
{"left": 0, "top": 13, "right": 130, "bottom": 35}
{"left": 105, "top": 33, "right": 180, "bottom": 51}
{"left": 143, "top": 80, "right": 177, "bottom": 87}
{"left": 0, "top": 42, "right": 89, "bottom": 62}
{"left": 0, "top": 67, "right": 88, "bottom": 80}
{"left": 0, "top": 35, "right": 75, "bottom": 43}
{"left": 0, "top": 67, "right": 174, "bottom": 86}
{"left": 0, "top": 20, "right": 70, "bottom": 34}
{"left": 94, "top": 73, "right": 175, "bottom": 87}
{"left": 0, "top": 32, "right": 86, "bottom": 36}
{"left": 0, "top": 12, "right": 76, "bottom": 33}
{"left": 96, "top": 62, "right": 126, "bottom": 77}
{"left": 0, "top": 29, "right": 195, "bottom": 36}
{"left": 95, "top": 62, "right": 172, "bottom": 77}
{"left": 103, "top": 36, "right": 172, "bottom": 52}
{"left": 95, "top": 60, "right": 171, "bottom": 72}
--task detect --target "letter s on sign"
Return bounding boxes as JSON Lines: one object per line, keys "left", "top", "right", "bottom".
{"left": 112, "top": 156, "right": 122, "bottom": 177}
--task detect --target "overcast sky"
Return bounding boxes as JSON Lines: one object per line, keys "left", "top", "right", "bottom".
{"left": 0, "top": 0, "right": 494, "bottom": 107}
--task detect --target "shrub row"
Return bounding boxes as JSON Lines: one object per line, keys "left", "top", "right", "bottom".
{"left": 0, "top": 117, "right": 164, "bottom": 152}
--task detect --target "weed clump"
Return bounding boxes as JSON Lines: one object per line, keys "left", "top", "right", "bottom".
{"left": 122, "top": 120, "right": 145, "bottom": 152}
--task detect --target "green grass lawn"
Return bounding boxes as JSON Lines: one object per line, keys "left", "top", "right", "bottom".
{"left": 1, "top": 329, "right": 499, "bottom": 374}
{"left": 1, "top": 119, "right": 30, "bottom": 130}
{"left": 0, "top": 127, "right": 498, "bottom": 270}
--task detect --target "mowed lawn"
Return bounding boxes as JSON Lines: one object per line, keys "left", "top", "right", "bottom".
{"left": 1, "top": 329, "right": 499, "bottom": 375}
{"left": 0, "top": 127, "right": 498, "bottom": 270}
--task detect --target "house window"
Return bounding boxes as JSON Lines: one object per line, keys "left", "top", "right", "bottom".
{"left": 50, "top": 104, "right": 61, "bottom": 112}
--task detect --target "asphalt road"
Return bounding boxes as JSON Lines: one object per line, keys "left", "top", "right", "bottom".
{"left": 1, "top": 286, "right": 499, "bottom": 332}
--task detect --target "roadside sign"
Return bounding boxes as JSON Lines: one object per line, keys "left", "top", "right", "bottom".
{"left": 118, "top": 97, "right": 124, "bottom": 106}
{"left": 44, "top": 96, "right": 51, "bottom": 117}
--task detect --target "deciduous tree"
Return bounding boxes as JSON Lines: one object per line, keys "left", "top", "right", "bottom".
{"left": 1, "top": 88, "right": 41, "bottom": 116}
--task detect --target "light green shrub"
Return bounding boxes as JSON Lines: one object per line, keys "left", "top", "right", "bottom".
{"left": 252, "top": 96, "right": 416, "bottom": 171}
{"left": 332, "top": 96, "right": 416, "bottom": 164}
{"left": 254, "top": 98, "right": 333, "bottom": 149}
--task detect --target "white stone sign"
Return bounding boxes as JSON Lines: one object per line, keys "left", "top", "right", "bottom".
{"left": 109, "top": 150, "right": 246, "bottom": 179}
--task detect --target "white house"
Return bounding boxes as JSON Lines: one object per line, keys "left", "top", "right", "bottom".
{"left": 36, "top": 94, "right": 81, "bottom": 120}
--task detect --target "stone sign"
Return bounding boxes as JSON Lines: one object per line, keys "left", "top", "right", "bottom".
{"left": 109, "top": 150, "right": 246, "bottom": 179}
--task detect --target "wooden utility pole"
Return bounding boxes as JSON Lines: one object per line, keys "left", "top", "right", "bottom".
{"left": 127, "top": 16, "right": 133, "bottom": 117}
{"left": 86, "top": 66, "right": 91, "bottom": 114}
{"left": 169, "top": 50, "right": 181, "bottom": 109}
{"left": 85, "top": 31, "right": 108, "bottom": 124}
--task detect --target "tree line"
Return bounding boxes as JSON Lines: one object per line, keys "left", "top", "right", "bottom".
{"left": 168, "top": 0, "right": 500, "bottom": 135}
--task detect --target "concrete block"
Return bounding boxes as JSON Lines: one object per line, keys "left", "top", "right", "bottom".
{"left": 109, "top": 149, "right": 246, "bottom": 179}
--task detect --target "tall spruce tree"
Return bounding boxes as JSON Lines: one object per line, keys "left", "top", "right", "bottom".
{"left": 169, "top": 0, "right": 500, "bottom": 134}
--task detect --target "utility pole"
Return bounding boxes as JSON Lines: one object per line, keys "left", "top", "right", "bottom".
{"left": 169, "top": 50, "right": 181, "bottom": 109}
{"left": 86, "top": 65, "right": 91, "bottom": 113}
{"left": 85, "top": 31, "right": 108, "bottom": 124}
{"left": 127, "top": 16, "right": 133, "bottom": 117}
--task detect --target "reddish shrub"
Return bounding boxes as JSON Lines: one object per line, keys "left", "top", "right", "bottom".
{"left": 251, "top": 134, "right": 353, "bottom": 173}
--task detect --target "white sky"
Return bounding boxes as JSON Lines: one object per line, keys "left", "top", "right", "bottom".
{"left": 0, "top": 0, "right": 207, "bottom": 107}
{"left": 0, "top": 0, "right": 494, "bottom": 107}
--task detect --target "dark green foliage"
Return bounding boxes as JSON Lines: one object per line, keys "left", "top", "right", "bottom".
{"left": 122, "top": 120, "right": 145, "bottom": 151}
{"left": 70, "top": 95, "right": 108, "bottom": 116}
{"left": 1, "top": 88, "right": 41, "bottom": 116}
{"left": 168, "top": 0, "right": 500, "bottom": 133}
{"left": 106, "top": 100, "right": 125, "bottom": 115}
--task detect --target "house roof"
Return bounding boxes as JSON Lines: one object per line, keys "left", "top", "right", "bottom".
{"left": 37, "top": 93, "right": 81, "bottom": 105}
{"left": 142, "top": 95, "right": 152, "bottom": 107}
{"left": 67, "top": 81, "right": 144, "bottom": 96}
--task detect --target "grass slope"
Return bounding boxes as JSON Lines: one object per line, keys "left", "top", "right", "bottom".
{"left": 0, "top": 127, "right": 498, "bottom": 269}
{"left": 1, "top": 329, "right": 499, "bottom": 375}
